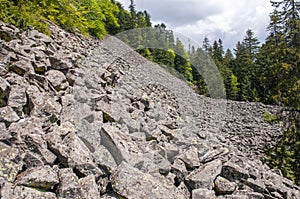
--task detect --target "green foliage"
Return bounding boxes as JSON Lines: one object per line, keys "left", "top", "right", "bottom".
{"left": 0, "top": 0, "right": 120, "bottom": 38}
{"left": 263, "top": 112, "right": 278, "bottom": 123}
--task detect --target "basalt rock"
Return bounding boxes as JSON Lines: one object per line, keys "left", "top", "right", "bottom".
{"left": 0, "top": 22, "right": 299, "bottom": 199}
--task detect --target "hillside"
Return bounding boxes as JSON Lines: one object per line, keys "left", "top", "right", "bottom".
{"left": 0, "top": 22, "right": 299, "bottom": 198}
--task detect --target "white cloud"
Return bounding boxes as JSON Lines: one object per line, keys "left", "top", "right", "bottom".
{"left": 117, "top": 0, "right": 273, "bottom": 49}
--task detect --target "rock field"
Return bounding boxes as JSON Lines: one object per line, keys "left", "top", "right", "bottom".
{"left": 0, "top": 22, "right": 299, "bottom": 198}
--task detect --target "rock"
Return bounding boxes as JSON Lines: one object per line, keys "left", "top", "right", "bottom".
{"left": 214, "top": 176, "right": 237, "bottom": 195}
{"left": 111, "top": 162, "right": 184, "bottom": 199}
{"left": 46, "top": 132, "right": 103, "bottom": 178}
{"left": 57, "top": 168, "right": 81, "bottom": 199}
{"left": 16, "top": 165, "right": 59, "bottom": 190}
{"left": 100, "top": 124, "right": 141, "bottom": 165}
{"left": 171, "top": 158, "right": 188, "bottom": 182}
{"left": 7, "top": 85, "right": 26, "bottom": 116}
{"left": 49, "top": 55, "right": 73, "bottom": 70}
{"left": 9, "top": 60, "right": 34, "bottom": 76}
{"left": 192, "top": 188, "right": 216, "bottom": 199}
{"left": 0, "top": 142, "right": 22, "bottom": 182}
{"left": 0, "top": 76, "right": 10, "bottom": 99}
{"left": 221, "top": 162, "right": 250, "bottom": 181}
{"left": 0, "top": 122, "right": 10, "bottom": 141}
{"left": 186, "top": 159, "right": 222, "bottom": 190}
{"left": 176, "top": 182, "right": 191, "bottom": 199}
{"left": 78, "top": 175, "right": 101, "bottom": 199}
{"left": 199, "top": 147, "right": 229, "bottom": 163}
{"left": 178, "top": 146, "right": 200, "bottom": 169}
{"left": 0, "top": 179, "right": 13, "bottom": 199}
{"left": 46, "top": 70, "right": 69, "bottom": 91}
{"left": 243, "top": 178, "right": 266, "bottom": 194}
{"left": 13, "top": 186, "right": 57, "bottom": 199}
{"left": 0, "top": 106, "right": 19, "bottom": 123}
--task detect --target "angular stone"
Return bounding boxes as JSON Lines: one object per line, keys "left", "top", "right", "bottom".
{"left": 111, "top": 162, "right": 184, "bottom": 199}
{"left": 178, "top": 146, "right": 200, "bottom": 169}
{"left": 46, "top": 70, "right": 69, "bottom": 91}
{"left": 199, "top": 147, "right": 229, "bottom": 163}
{"left": 9, "top": 60, "right": 34, "bottom": 76}
{"left": 0, "top": 122, "right": 11, "bottom": 141}
{"left": 0, "top": 178, "right": 13, "bottom": 199}
{"left": 26, "top": 85, "right": 61, "bottom": 119}
{"left": 186, "top": 159, "right": 222, "bottom": 190}
{"left": 7, "top": 85, "right": 26, "bottom": 116}
{"left": 13, "top": 186, "right": 56, "bottom": 199}
{"left": 171, "top": 158, "right": 188, "bottom": 182}
{"left": 100, "top": 124, "right": 141, "bottom": 165}
{"left": 57, "top": 168, "right": 81, "bottom": 199}
{"left": 16, "top": 165, "right": 59, "bottom": 190}
{"left": 0, "top": 106, "right": 19, "bottom": 123}
{"left": 78, "top": 175, "right": 100, "bottom": 199}
{"left": 49, "top": 55, "right": 73, "bottom": 70}
{"left": 8, "top": 118, "right": 56, "bottom": 165}
{"left": 221, "top": 162, "right": 250, "bottom": 181}
{"left": 46, "top": 132, "right": 103, "bottom": 178}
{"left": 214, "top": 176, "right": 237, "bottom": 195}
{"left": 32, "top": 58, "right": 50, "bottom": 73}
{"left": 0, "top": 157, "right": 22, "bottom": 182}
{"left": 192, "top": 188, "right": 216, "bottom": 199}
{"left": 0, "top": 76, "right": 10, "bottom": 98}
{"left": 176, "top": 182, "right": 191, "bottom": 199}
{"left": 243, "top": 178, "right": 266, "bottom": 194}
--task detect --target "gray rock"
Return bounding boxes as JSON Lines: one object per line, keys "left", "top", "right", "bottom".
{"left": 46, "top": 70, "right": 69, "bottom": 91}
{"left": 199, "top": 147, "right": 230, "bottom": 163}
{"left": 0, "top": 157, "right": 22, "bottom": 182}
{"left": 178, "top": 146, "right": 200, "bottom": 169}
{"left": 0, "top": 106, "right": 19, "bottom": 123}
{"left": 100, "top": 124, "right": 141, "bottom": 165}
{"left": 171, "top": 158, "right": 188, "bottom": 182}
{"left": 13, "top": 186, "right": 57, "bottom": 199}
{"left": 57, "top": 168, "right": 81, "bottom": 199}
{"left": 46, "top": 131, "right": 103, "bottom": 178}
{"left": 214, "top": 176, "right": 237, "bottom": 195}
{"left": 0, "top": 179, "right": 13, "bottom": 199}
{"left": 0, "top": 122, "right": 10, "bottom": 141}
{"left": 7, "top": 85, "right": 26, "bottom": 116}
{"left": 221, "top": 162, "right": 250, "bottom": 181}
{"left": 9, "top": 60, "right": 34, "bottom": 76}
{"left": 111, "top": 162, "right": 184, "bottom": 199}
{"left": 16, "top": 165, "right": 59, "bottom": 190}
{"left": 192, "top": 188, "right": 216, "bottom": 199}
{"left": 0, "top": 76, "right": 10, "bottom": 99}
{"left": 49, "top": 55, "right": 73, "bottom": 70}
{"left": 177, "top": 182, "right": 191, "bottom": 199}
{"left": 78, "top": 175, "right": 101, "bottom": 199}
{"left": 186, "top": 159, "right": 222, "bottom": 190}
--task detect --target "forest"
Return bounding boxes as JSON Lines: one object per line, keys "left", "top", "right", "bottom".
{"left": 0, "top": 0, "right": 299, "bottom": 185}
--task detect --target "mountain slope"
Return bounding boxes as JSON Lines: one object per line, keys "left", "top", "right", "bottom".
{"left": 0, "top": 22, "right": 299, "bottom": 198}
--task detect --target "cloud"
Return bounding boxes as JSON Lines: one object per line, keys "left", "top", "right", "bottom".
{"left": 117, "top": 0, "right": 274, "bottom": 49}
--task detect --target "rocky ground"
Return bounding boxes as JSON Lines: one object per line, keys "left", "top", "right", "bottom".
{"left": 0, "top": 22, "right": 299, "bottom": 198}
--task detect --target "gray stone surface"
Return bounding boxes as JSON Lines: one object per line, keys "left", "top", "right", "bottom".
{"left": 16, "top": 165, "right": 58, "bottom": 190}
{"left": 186, "top": 159, "right": 222, "bottom": 190}
{"left": 0, "top": 21, "right": 299, "bottom": 199}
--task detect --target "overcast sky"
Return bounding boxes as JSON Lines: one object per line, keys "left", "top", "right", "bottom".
{"left": 117, "top": 0, "right": 274, "bottom": 50}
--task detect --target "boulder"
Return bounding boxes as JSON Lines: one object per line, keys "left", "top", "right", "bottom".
{"left": 192, "top": 188, "right": 216, "bottom": 199}
{"left": 57, "top": 168, "right": 81, "bottom": 199}
{"left": 78, "top": 175, "right": 101, "bottom": 199}
{"left": 214, "top": 176, "right": 237, "bottom": 195}
{"left": 111, "top": 162, "right": 185, "bottom": 199}
{"left": 16, "top": 165, "right": 59, "bottom": 190}
{"left": 186, "top": 159, "right": 222, "bottom": 190}
{"left": 177, "top": 146, "right": 200, "bottom": 169}
{"left": 0, "top": 106, "right": 19, "bottom": 123}
{"left": 9, "top": 60, "right": 34, "bottom": 76}
{"left": 46, "top": 69, "right": 69, "bottom": 91}
{"left": 13, "top": 186, "right": 57, "bottom": 199}
{"left": 0, "top": 76, "right": 10, "bottom": 99}
{"left": 7, "top": 85, "right": 26, "bottom": 116}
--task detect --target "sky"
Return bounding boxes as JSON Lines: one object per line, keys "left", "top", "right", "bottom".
{"left": 117, "top": 0, "right": 274, "bottom": 50}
